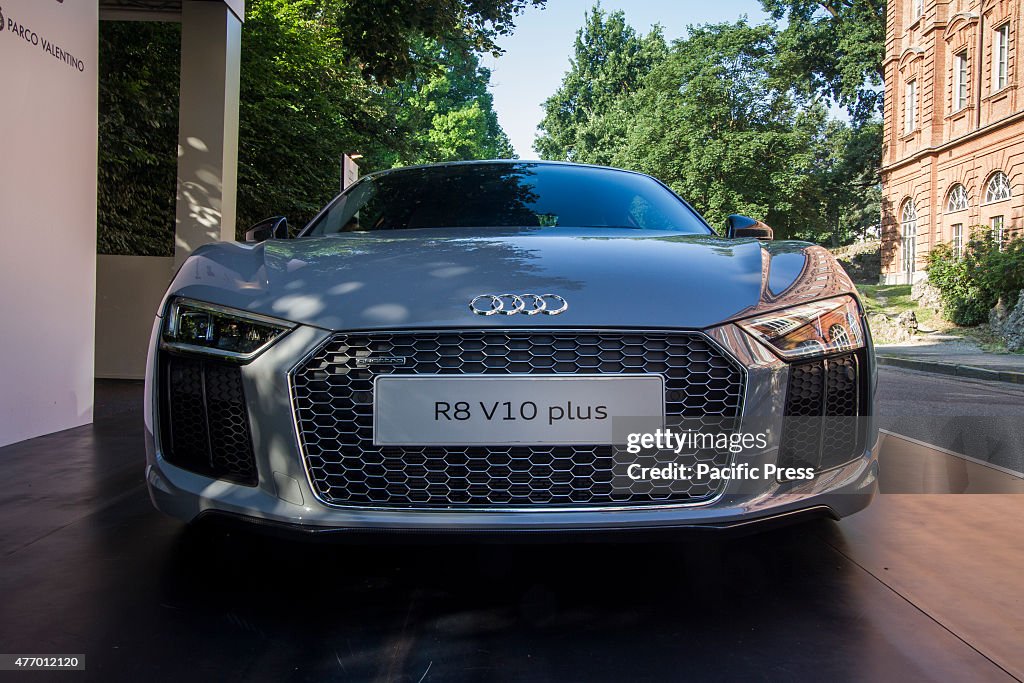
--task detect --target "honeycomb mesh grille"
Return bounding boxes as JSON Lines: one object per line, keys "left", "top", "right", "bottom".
{"left": 779, "top": 361, "right": 825, "bottom": 470}
{"left": 161, "top": 354, "right": 258, "bottom": 486}
{"left": 167, "top": 356, "right": 209, "bottom": 468}
{"left": 290, "top": 330, "right": 745, "bottom": 509}
{"left": 822, "top": 354, "right": 859, "bottom": 458}
{"left": 779, "top": 352, "right": 862, "bottom": 472}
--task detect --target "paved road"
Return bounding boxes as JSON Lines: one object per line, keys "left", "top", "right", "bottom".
{"left": 0, "top": 377, "right": 1022, "bottom": 682}
{"left": 877, "top": 366, "right": 1024, "bottom": 475}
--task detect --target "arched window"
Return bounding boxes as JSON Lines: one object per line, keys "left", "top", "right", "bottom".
{"left": 985, "top": 171, "right": 1011, "bottom": 203}
{"left": 946, "top": 184, "right": 969, "bottom": 212}
{"left": 901, "top": 199, "right": 917, "bottom": 277}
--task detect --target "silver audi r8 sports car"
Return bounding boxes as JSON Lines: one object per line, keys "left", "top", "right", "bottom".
{"left": 145, "top": 160, "right": 877, "bottom": 534}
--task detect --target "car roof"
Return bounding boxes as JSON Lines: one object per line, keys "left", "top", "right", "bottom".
{"left": 360, "top": 159, "right": 653, "bottom": 182}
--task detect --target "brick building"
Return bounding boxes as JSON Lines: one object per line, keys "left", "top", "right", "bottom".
{"left": 882, "top": 0, "right": 1024, "bottom": 283}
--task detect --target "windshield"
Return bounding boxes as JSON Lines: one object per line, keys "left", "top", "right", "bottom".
{"left": 304, "top": 162, "right": 712, "bottom": 234}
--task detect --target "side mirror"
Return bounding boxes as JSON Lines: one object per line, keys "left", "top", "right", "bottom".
{"left": 244, "top": 216, "right": 289, "bottom": 243}
{"left": 726, "top": 214, "right": 774, "bottom": 240}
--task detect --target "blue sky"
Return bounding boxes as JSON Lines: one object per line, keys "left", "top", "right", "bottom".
{"left": 483, "top": 1, "right": 771, "bottom": 158}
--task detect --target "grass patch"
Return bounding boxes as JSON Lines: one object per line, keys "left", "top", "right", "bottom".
{"left": 915, "top": 306, "right": 950, "bottom": 331}
{"left": 856, "top": 285, "right": 914, "bottom": 315}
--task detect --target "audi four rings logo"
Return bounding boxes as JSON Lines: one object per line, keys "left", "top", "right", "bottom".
{"left": 469, "top": 293, "right": 568, "bottom": 316}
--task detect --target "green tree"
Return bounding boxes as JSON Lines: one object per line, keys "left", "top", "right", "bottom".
{"left": 237, "top": 4, "right": 519, "bottom": 230}
{"left": 535, "top": 3, "right": 666, "bottom": 163}
{"left": 379, "top": 40, "right": 514, "bottom": 166}
{"left": 536, "top": 8, "right": 881, "bottom": 245}
{"left": 617, "top": 22, "right": 827, "bottom": 237}
{"left": 333, "top": 0, "right": 545, "bottom": 83}
{"left": 759, "top": 1, "right": 884, "bottom": 245}
{"left": 761, "top": 0, "right": 885, "bottom": 123}
{"left": 237, "top": 0, "right": 382, "bottom": 231}
{"left": 811, "top": 119, "right": 882, "bottom": 245}
{"left": 98, "top": 0, "right": 529, "bottom": 253}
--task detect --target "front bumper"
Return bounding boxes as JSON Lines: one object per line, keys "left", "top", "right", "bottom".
{"left": 143, "top": 321, "right": 879, "bottom": 532}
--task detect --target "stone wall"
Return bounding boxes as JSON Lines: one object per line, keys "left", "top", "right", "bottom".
{"left": 832, "top": 240, "right": 882, "bottom": 284}
{"left": 992, "top": 290, "right": 1024, "bottom": 351}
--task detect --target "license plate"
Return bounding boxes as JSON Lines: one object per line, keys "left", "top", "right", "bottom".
{"left": 373, "top": 375, "right": 664, "bottom": 446}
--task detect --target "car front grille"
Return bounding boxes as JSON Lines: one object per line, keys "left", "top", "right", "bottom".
{"left": 779, "top": 351, "right": 865, "bottom": 473}
{"left": 290, "top": 330, "right": 745, "bottom": 509}
{"left": 158, "top": 353, "right": 258, "bottom": 486}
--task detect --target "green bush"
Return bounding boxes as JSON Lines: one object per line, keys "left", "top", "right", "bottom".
{"left": 978, "top": 236, "right": 1024, "bottom": 306}
{"left": 97, "top": 22, "right": 180, "bottom": 256}
{"left": 927, "top": 229, "right": 1024, "bottom": 325}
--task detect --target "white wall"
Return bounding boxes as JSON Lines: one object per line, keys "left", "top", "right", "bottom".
{"left": 95, "top": 255, "right": 176, "bottom": 380}
{"left": 0, "top": 0, "right": 98, "bottom": 447}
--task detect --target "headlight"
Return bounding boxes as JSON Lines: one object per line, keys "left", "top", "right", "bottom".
{"left": 162, "top": 298, "right": 295, "bottom": 361}
{"left": 737, "top": 295, "right": 865, "bottom": 360}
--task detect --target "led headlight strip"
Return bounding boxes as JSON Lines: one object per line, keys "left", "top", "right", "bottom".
{"left": 162, "top": 298, "right": 295, "bottom": 362}
{"left": 736, "top": 295, "right": 865, "bottom": 360}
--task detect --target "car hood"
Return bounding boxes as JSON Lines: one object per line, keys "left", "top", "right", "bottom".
{"left": 166, "top": 227, "right": 837, "bottom": 331}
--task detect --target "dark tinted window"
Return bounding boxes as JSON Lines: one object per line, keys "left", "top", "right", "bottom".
{"left": 305, "top": 163, "right": 711, "bottom": 234}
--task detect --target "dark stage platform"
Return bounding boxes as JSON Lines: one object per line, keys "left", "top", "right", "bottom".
{"left": 1, "top": 376, "right": 1021, "bottom": 682}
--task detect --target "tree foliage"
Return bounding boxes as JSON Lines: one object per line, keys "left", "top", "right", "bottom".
{"left": 97, "top": 0, "right": 528, "bottom": 255}
{"left": 97, "top": 22, "right": 180, "bottom": 256}
{"left": 236, "top": 7, "right": 516, "bottom": 230}
{"left": 332, "top": 0, "right": 544, "bottom": 83}
{"left": 757, "top": 1, "right": 886, "bottom": 241}
{"left": 812, "top": 120, "right": 882, "bottom": 244}
{"left": 617, "top": 22, "right": 829, "bottom": 237}
{"left": 237, "top": 0, "right": 376, "bottom": 234}
{"left": 760, "top": 0, "right": 885, "bottom": 123}
{"left": 535, "top": 5, "right": 666, "bottom": 164}
{"left": 535, "top": 5, "right": 882, "bottom": 243}
{"left": 377, "top": 39, "right": 515, "bottom": 167}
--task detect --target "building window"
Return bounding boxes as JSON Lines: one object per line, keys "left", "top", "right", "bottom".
{"left": 905, "top": 80, "right": 918, "bottom": 133}
{"left": 952, "top": 223, "right": 964, "bottom": 258}
{"left": 992, "top": 215, "right": 1005, "bottom": 247}
{"left": 994, "top": 23, "right": 1010, "bottom": 92}
{"left": 985, "top": 171, "right": 1011, "bottom": 203}
{"left": 953, "top": 50, "right": 968, "bottom": 111}
{"left": 901, "top": 199, "right": 918, "bottom": 277}
{"left": 946, "top": 184, "right": 969, "bottom": 212}
{"left": 914, "top": 0, "right": 924, "bottom": 20}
